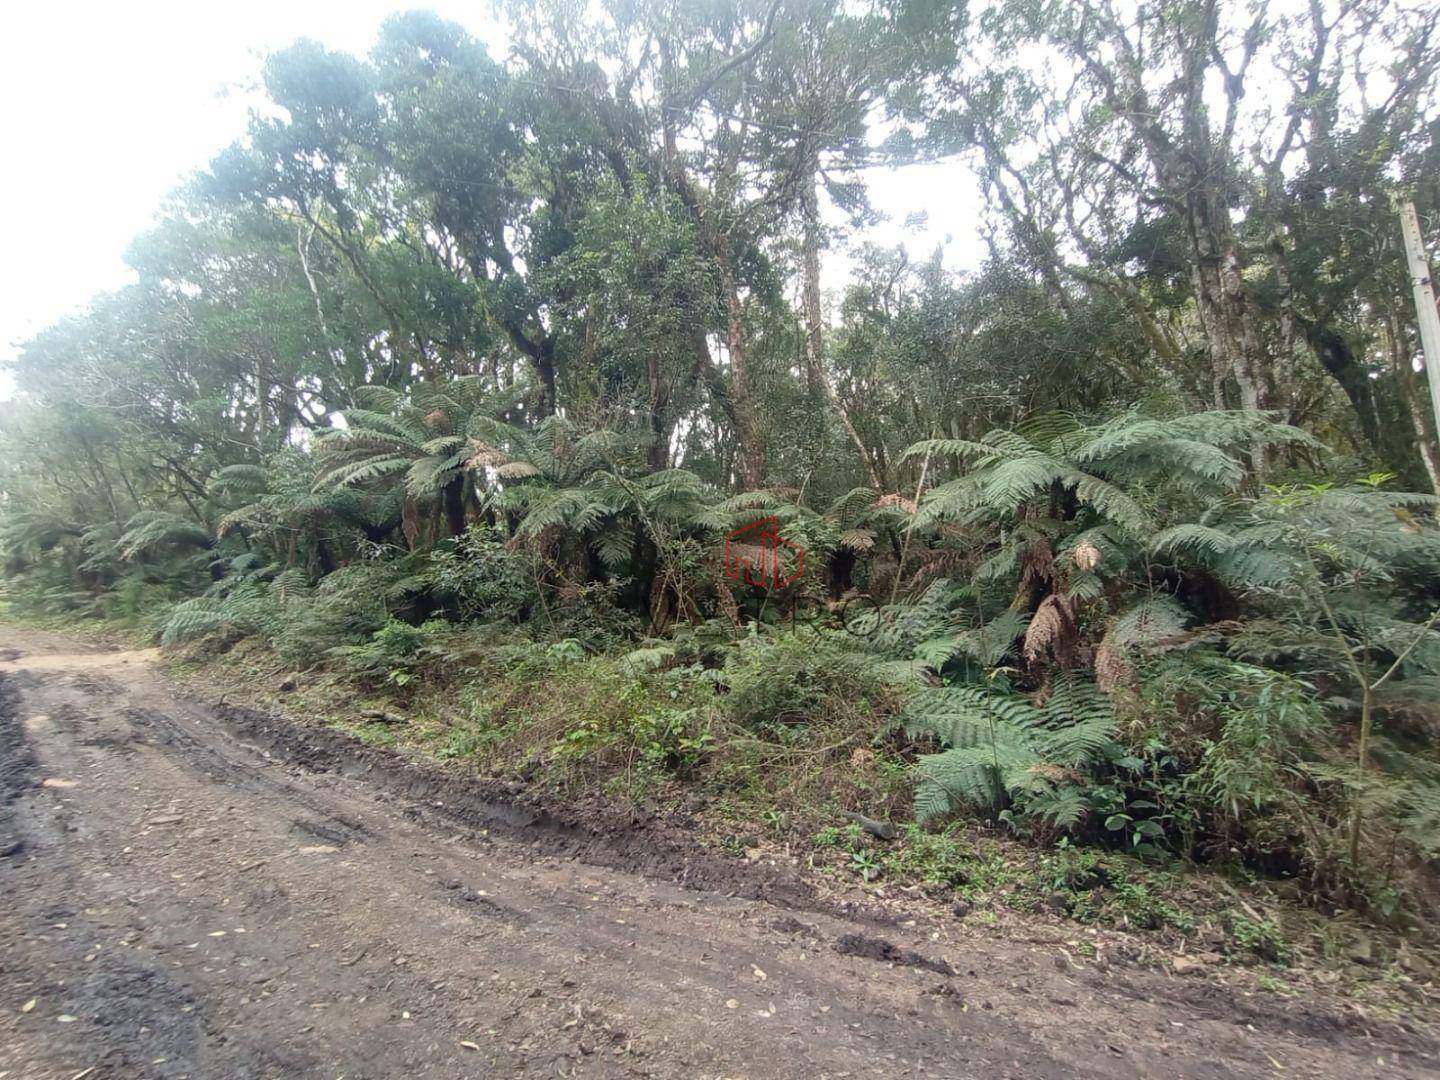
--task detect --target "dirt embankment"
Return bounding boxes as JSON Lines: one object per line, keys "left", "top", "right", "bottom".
{"left": 2, "top": 627, "right": 1436, "bottom": 1078}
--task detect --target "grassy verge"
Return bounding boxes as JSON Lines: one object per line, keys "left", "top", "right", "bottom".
{"left": 145, "top": 627, "right": 1440, "bottom": 1015}
{"left": 0, "top": 601, "right": 151, "bottom": 649}
{"left": 6, "top": 595, "right": 1434, "bottom": 1009}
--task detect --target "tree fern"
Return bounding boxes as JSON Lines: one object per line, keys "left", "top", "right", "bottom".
{"left": 905, "top": 673, "right": 1116, "bottom": 829}
{"left": 117, "top": 511, "right": 213, "bottom": 560}
{"left": 905, "top": 410, "right": 1308, "bottom": 538}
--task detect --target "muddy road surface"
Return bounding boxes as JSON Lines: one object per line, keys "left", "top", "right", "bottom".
{"left": 1, "top": 628, "right": 1435, "bottom": 1078}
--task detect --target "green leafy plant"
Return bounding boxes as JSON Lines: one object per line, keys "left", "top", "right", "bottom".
{"left": 849, "top": 849, "right": 882, "bottom": 881}
{"left": 904, "top": 673, "right": 1118, "bottom": 830}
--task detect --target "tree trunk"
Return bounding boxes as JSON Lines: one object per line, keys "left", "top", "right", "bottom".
{"left": 1268, "top": 234, "right": 1300, "bottom": 423}
{"left": 719, "top": 259, "right": 767, "bottom": 489}
{"left": 646, "top": 352, "right": 671, "bottom": 472}
{"left": 1298, "top": 317, "right": 1381, "bottom": 449}
{"left": 315, "top": 535, "right": 338, "bottom": 575}
{"left": 799, "top": 167, "right": 884, "bottom": 490}
{"left": 1349, "top": 683, "right": 1373, "bottom": 865}
{"left": 1177, "top": 180, "right": 1274, "bottom": 476}
{"left": 1183, "top": 187, "right": 1268, "bottom": 414}
{"left": 535, "top": 337, "right": 559, "bottom": 418}
{"left": 442, "top": 475, "right": 468, "bottom": 539}
{"left": 827, "top": 547, "right": 856, "bottom": 600}
{"left": 800, "top": 168, "right": 827, "bottom": 399}
{"left": 1385, "top": 312, "right": 1440, "bottom": 494}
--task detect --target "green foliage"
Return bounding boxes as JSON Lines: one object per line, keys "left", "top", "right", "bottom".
{"left": 908, "top": 411, "right": 1316, "bottom": 536}
{"left": 116, "top": 511, "right": 214, "bottom": 560}
{"left": 719, "top": 630, "right": 888, "bottom": 733}
{"left": 561, "top": 703, "right": 714, "bottom": 782}
{"left": 904, "top": 674, "right": 1119, "bottom": 831}
{"left": 153, "top": 555, "right": 422, "bottom": 666}
{"left": 328, "top": 618, "right": 460, "bottom": 688}
{"left": 423, "top": 526, "right": 538, "bottom": 623}
{"left": 1227, "top": 914, "right": 1290, "bottom": 965}
{"left": 5, "top": 0, "right": 1440, "bottom": 934}
{"left": 1139, "top": 657, "right": 1325, "bottom": 823}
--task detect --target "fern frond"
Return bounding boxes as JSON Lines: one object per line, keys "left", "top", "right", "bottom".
{"left": 901, "top": 437, "right": 1031, "bottom": 463}
{"left": 1150, "top": 523, "right": 1238, "bottom": 559}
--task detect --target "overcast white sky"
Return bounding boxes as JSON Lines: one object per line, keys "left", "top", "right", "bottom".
{"left": 0, "top": 1, "right": 980, "bottom": 391}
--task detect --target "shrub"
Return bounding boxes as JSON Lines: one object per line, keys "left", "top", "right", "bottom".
{"left": 559, "top": 700, "right": 714, "bottom": 784}
{"left": 328, "top": 618, "right": 457, "bottom": 688}
{"left": 719, "top": 629, "right": 887, "bottom": 732}
{"left": 279, "top": 561, "right": 418, "bottom": 664}
{"left": 1130, "top": 655, "right": 1326, "bottom": 863}
{"left": 423, "top": 526, "right": 538, "bottom": 623}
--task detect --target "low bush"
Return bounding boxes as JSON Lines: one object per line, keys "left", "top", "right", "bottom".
{"left": 718, "top": 629, "right": 890, "bottom": 732}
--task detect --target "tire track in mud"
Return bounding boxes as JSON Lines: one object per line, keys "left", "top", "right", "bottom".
{"left": 118, "top": 689, "right": 841, "bottom": 937}
{"left": 3, "top": 635, "right": 1439, "bottom": 1078}
{"left": 169, "top": 697, "right": 1440, "bottom": 1058}
{"left": 203, "top": 698, "right": 827, "bottom": 910}
{"left": 106, "top": 678, "right": 1440, "bottom": 1062}
{"left": 3, "top": 647, "right": 1073, "bottom": 1078}
{"left": 1, "top": 674, "right": 211, "bottom": 1079}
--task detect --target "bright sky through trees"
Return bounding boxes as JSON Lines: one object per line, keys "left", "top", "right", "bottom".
{"left": 0, "top": 0, "right": 980, "bottom": 389}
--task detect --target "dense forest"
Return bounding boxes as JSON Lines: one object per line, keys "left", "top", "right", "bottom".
{"left": 5, "top": 0, "right": 1440, "bottom": 925}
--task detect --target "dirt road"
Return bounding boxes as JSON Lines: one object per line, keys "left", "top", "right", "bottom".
{"left": 1, "top": 628, "right": 1435, "bottom": 1079}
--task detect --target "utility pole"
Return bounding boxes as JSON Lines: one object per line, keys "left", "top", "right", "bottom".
{"left": 1399, "top": 201, "right": 1440, "bottom": 446}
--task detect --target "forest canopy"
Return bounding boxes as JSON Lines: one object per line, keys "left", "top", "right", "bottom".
{"left": 4, "top": 0, "right": 1440, "bottom": 920}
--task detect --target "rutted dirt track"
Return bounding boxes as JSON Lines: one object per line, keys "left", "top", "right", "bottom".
{"left": 1, "top": 629, "right": 1436, "bottom": 1079}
